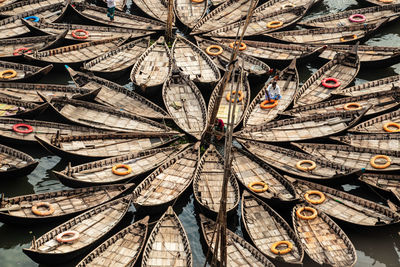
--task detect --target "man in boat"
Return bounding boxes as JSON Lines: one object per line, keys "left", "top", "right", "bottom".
{"left": 214, "top": 118, "right": 225, "bottom": 141}
{"left": 265, "top": 76, "right": 281, "bottom": 101}
{"left": 105, "top": 0, "right": 116, "bottom": 21}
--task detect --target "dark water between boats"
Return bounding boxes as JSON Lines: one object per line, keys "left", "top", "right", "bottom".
{"left": 1, "top": 0, "right": 400, "bottom": 266}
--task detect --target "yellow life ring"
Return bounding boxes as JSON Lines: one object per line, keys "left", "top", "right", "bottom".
{"left": 304, "top": 190, "right": 325, "bottom": 204}
{"left": 260, "top": 99, "right": 278, "bottom": 109}
{"left": 229, "top": 41, "right": 247, "bottom": 51}
{"left": 31, "top": 202, "right": 55, "bottom": 216}
{"left": 370, "top": 155, "right": 391, "bottom": 169}
{"left": 192, "top": 0, "right": 204, "bottom": 2}
{"left": 0, "top": 69, "right": 17, "bottom": 79}
{"left": 296, "top": 206, "right": 318, "bottom": 220}
{"left": 343, "top": 102, "right": 362, "bottom": 111}
{"left": 282, "top": 3, "right": 295, "bottom": 8}
{"left": 383, "top": 122, "right": 400, "bottom": 133}
{"left": 296, "top": 160, "right": 316, "bottom": 172}
{"left": 206, "top": 45, "right": 223, "bottom": 56}
{"left": 340, "top": 34, "right": 357, "bottom": 42}
{"left": 248, "top": 181, "right": 269, "bottom": 193}
{"left": 270, "top": 240, "right": 293, "bottom": 255}
{"left": 226, "top": 90, "right": 243, "bottom": 102}
{"left": 112, "top": 164, "right": 132, "bottom": 175}
{"left": 267, "top": 21, "right": 283, "bottom": 29}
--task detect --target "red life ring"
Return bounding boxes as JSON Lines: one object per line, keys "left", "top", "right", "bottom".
{"left": 348, "top": 14, "right": 366, "bottom": 23}
{"left": 71, "top": 29, "right": 89, "bottom": 39}
{"left": 12, "top": 123, "right": 33, "bottom": 134}
{"left": 13, "top": 47, "right": 32, "bottom": 56}
{"left": 321, "top": 78, "right": 341, "bottom": 89}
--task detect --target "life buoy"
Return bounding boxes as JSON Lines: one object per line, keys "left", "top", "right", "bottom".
{"left": 304, "top": 190, "right": 325, "bottom": 204}
{"left": 206, "top": 45, "right": 223, "bottom": 56}
{"left": 71, "top": 29, "right": 89, "bottom": 39}
{"left": 12, "top": 123, "right": 34, "bottom": 134}
{"left": 192, "top": 0, "right": 204, "bottom": 2}
{"left": 13, "top": 47, "right": 32, "bottom": 56}
{"left": 321, "top": 77, "right": 341, "bottom": 89}
{"left": 0, "top": 69, "right": 17, "bottom": 79}
{"left": 56, "top": 230, "right": 80, "bottom": 243}
{"left": 296, "top": 160, "right": 316, "bottom": 172}
{"left": 229, "top": 41, "right": 247, "bottom": 51}
{"left": 348, "top": 14, "right": 366, "bottom": 23}
{"left": 23, "top": 16, "right": 40, "bottom": 22}
{"left": 226, "top": 90, "right": 243, "bottom": 102}
{"left": 282, "top": 3, "right": 295, "bottom": 8}
{"left": 112, "top": 164, "right": 132, "bottom": 175}
{"left": 260, "top": 99, "right": 278, "bottom": 109}
{"left": 379, "top": 0, "right": 393, "bottom": 2}
{"left": 248, "top": 181, "right": 268, "bottom": 193}
{"left": 383, "top": 122, "right": 400, "bottom": 133}
{"left": 31, "top": 202, "right": 55, "bottom": 216}
{"left": 343, "top": 102, "right": 362, "bottom": 111}
{"left": 370, "top": 155, "right": 391, "bottom": 169}
{"left": 340, "top": 34, "right": 357, "bottom": 42}
{"left": 270, "top": 241, "right": 293, "bottom": 255}
{"left": 296, "top": 206, "right": 318, "bottom": 220}
{"left": 267, "top": 21, "right": 283, "bottom": 29}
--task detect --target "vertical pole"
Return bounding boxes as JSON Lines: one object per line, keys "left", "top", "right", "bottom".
{"left": 166, "top": 0, "right": 174, "bottom": 44}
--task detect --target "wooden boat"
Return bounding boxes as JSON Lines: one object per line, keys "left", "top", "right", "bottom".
{"left": 331, "top": 133, "right": 400, "bottom": 152}
{"left": 358, "top": 173, "right": 400, "bottom": 202}
{"left": 24, "top": 37, "right": 126, "bottom": 67}
{"left": 76, "top": 216, "right": 149, "bottom": 267}
{"left": 172, "top": 35, "right": 220, "bottom": 85}
{"left": 231, "top": 146, "right": 298, "bottom": 203}
{"left": 65, "top": 66, "right": 169, "bottom": 120}
{"left": 299, "top": 4, "right": 400, "bottom": 28}
{"left": 199, "top": 213, "right": 275, "bottom": 267}
{"left": 208, "top": 67, "right": 250, "bottom": 128}
{"left": 291, "top": 204, "right": 357, "bottom": 266}
{"left": 132, "top": 0, "right": 170, "bottom": 22}
{"left": 0, "top": 96, "right": 48, "bottom": 119}
{"left": 0, "top": 183, "right": 134, "bottom": 225}
{"left": 237, "top": 109, "right": 367, "bottom": 142}
{"left": 115, "top": 0, "right": 126, "bottom": 11}
{"left": 142, "top": 206, "right": 192, "bottom": 267}
{"left": 22, "top": 195, "right": 132, "bottom": 264}
{"left": 242, "top": 192, "right": 304, "bottom": 265}
{"left": 243, "top": 59, "right": 298, "bottom": 128}
{"left": 35, "top": 132, "right": 183, "bottom": 162}
{"left": 130, "top": 36, "right": 172, "bottom": 91}
{"left": 0, "top": 143, "right": 38, "bottom": 178}
{"left": 48, "top": 97, "right": 172, "bottom": 133}
{"left": 0, "top": 117, "right": 102, "bottom": 144}
{"left": 265, "top": 21, "right": 386, "bottom": 44}
{"left": 349, "top": 110, "right": 400, "bottom": 134}
{"left": 293, "top": 142, "right": 400, "bottom": 172}
{"left": 66, "top": 3, "right": 166, "bottom": 30}
{"left": 238, "top": 139, "right": 361, "bottom": 180}
{"left": 0, "top": 61, "right": 52, "bottom": 83}
{"left": 22, "top": 20, "right": 153, "bottom": 42}
{"left": 82, "top": 38, "right": 150, "bottom": 79}
{"left": 53, "top": 144, "right": 189, "bottom": 187}
{"left": 132, "top": 144, "right": 199, "bottom": 213}
{"left": 360, "top": 0, "right": 400, "bottom": 6}
{"left": 0, "top": 0, "right": 65, "bottom": 17}
{"left": 174, "top": 0, "right": 207, "bottom": 28}
{"left": 293, "top": 46, "right": 360, "bottom": 107}
{"left": 195, "top": 36, "right": 271, "bottom": 76}
{"left": 0, "top": 0, "right": 19, "bottom": 9}
{"left": 191, "top": 0, "right": 256, "bottom": 34}
{"left": 193, "top": 145, "right": 240, "bottom": 215}
{"left": 288, "top": 176, "right": 400, "bottom": 226}
{"left": 162, "top": 68, "right": 207, "bottom": 140}
{"left": 252, "top": 0, "right": 318, "bottom": 17}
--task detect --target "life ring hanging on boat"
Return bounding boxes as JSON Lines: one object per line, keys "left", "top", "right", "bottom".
{"left": 340, "top": 34, "right": 357, "bottom": 42}
{"left": 112, "top": 164, "right": 132, "bottom": 176}
{"left": 304, "top": 190, "right": 325, "bottom": 204}
{"left": 379, "top": 0, "right": 393, "bottom": 3}
{"left": 321, "top": 77, "right": 341, "bottom": 89}
{"left": 0, "top": 69, "right": 17, "bottom": 79}
{"left": 348, "top": 14, "right": 366, "bottom": 23}
{"left": 248, "top": 181, "right": 269, "bottom": 193}
{"left": 23, "top": 16, "right": 40, "bottom": 22}
{"left": 296, "top": 206, "right": 318, "bottom": 220}
{"left": 192, "top": 0, "right": 204, "bottom": 2}
{"left": 226, "top": 90, "right": 243, "bottom": 102}
{"left": 31, "top": 202, "right": 55, "bottom": 216}
{"left": 383, "top": 122, "right": 400, "bottom": 132}
{"left": 267, "top": 21, "right": 283, "bottom": 29}
{"left": 260, "top": 99, "right": 278, "bottom": 109}
{"left": 12, "top": 123, "right": 34, "bottom": 134}
{"left": 282, "top": 3, "right": 295, "bottom": 8}
{"left": 206, "top": 45, "right": 223, "bottom": 56}
{"left": 270, "top": 241, "right": 293, "bottom": 255}
{"left": 56, "top": 230, "right": 80, "bottom": 243}
{"left": 343, "top": 102, "right": 362, "bottom": 111}
{"left": 296, "top": 160, "right": 316, "bottom": 172}
{"left": 13, "top": 47, "right": 33, "bottom": 56}
{"left": 71, "top": 29, "right": 90, "bottom": 40}
{"left": 370, "top": 155, "right": 391, "bottom": 169}
{"left": 229, "top": 41, "right": 247, "bottom": 51}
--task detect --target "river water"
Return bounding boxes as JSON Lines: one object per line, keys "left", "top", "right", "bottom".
{"left": 1, "top": 0, "right": 400, "bottom": 266}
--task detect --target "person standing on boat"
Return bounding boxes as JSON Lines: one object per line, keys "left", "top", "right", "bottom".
{"left": 215, "top": 118, "right": 225, "bottom": 132}
{"left": 105, "top": 0, "right": 116, "bottom": 21}
{"left": 265, "top": 77, "right": 281, "bottom": 101}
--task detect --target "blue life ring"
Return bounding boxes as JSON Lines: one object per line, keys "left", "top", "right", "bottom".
{"left": 23, "top": 16, "right": 40, "bottom": 22}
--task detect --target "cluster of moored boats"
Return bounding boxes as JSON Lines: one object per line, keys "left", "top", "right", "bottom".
{"left": 0, "top": 0, "right": 400, "bottom": 266}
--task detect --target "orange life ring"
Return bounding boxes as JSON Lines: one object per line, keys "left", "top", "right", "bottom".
{"left": 383, "top": 122, "right": 400, "bottom": 133}
{"left": 304, "top": 190, "right": 325, "bottom": 204}
{"left": 370, "top": 155, "right": 391, "bottom": 169}
{"left": 31, "top": 202, "right": 55, "bottom": 216}
{"left": 343, "top": 102, "right": 362, "bottom": 111}
{"left": 260, "top": 99, "right": 278, "bottom": 109}
{"left": 248, "top": 181, "right": 268, "bottom": 193}
{"left": 229, "top": 41, "right": 247, "bottom": 51}
{"left": 56, "top": 230, "right": 80, "bottom": 243}
{"left": 321, "top": 77, "right": 341, "bottom": 89}
{"left": 12, "top": 123, "right": 33, "bottom": 134}
{"left": 296, "top": 206, "right": 318, "bottom": 220}
{"left": 206, "top": 45, "right": 223, "bottom": 56}
{"left": 270, "top": 241, "right": 293, "bottom": 255}
{"left": 379, "top": 0, "right": 393, "bottom": 2}
{"left": 340, "top": 34, "right": 357, "bottom": 42}
{"left": 0, "top": 69, "right": 17, "bottom": 79}
{"left": 112, "top": 164, "right": 132, "bottom": 175}
{"left": 192, "top": 0, "right": 204, "bottom": 2}
{"left": 71, "top": 29, "right": 89, "bottom": 39}
{"left": 267, "top": 21, "right": 283, "bottom": 29}
{"left": 226, "top": 90, "right": 243, "bottom": 102}
{"left": 296, "top": 160, "right": 316, "bottom": 172}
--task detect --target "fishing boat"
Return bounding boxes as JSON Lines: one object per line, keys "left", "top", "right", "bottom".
{"left": 252, "top": 0, "right": 318, "bottom": 17}
{"left": 0, "top": 96, "right": 48, "bottom": 119}
{"left": 0, "top": 0, "right": 19, "bottom": 8}
{"left": 82, "top": 37, "right": 150, "bottom": 79}
{"left": 287, "top": 176, "right": 400, "bottom": 226}
{"left": 291, "top": 204, "right": 357, "bottom": 266}
{"left": 132, "top": 144, "right": 198, "bottom": 214}
{"left": 358, "top": 173, "right": 400, "bottom": 202}
{"left": 53, "top": 144, "right": 189, "bottom": 187}
{"left": 35, "top": 132, "right": 183, "bottom": 162}
{"left": 172, "top": 35, "right": 220, "bottom": 85}
{"left": 23, "top": 195, "right": 132, "bottom": 264}
{"left": 238, "top": 139, "right": 361, "bottom": 181}
{"left": 359, "top": 0, "right": 400, "bottom": 6}
{"left": 195, "top": 37, "right": 271, "bottom": 76}
{"left": 0, "top": 0, "right": 66, "bottom": 17}
{"left": 130, "top": 36, "right": 172, "bottom": 92}
{"left": 331, "top": 133, "right": 400, "bottom": 151}
{"left": 0, "top": 143, "right": 38, "bottom": 178}
{"left": 208, "top": 67, "right": 250, "bottom": 128}
{"left": 193, "top": 145, "right": 240, "bottom": 216}
{"left": 0, "top": 61, "right": 52, "bottom": 83}
{"left": 132, "top": 0, "right": 170, "bottom": 22}
{"left": 232, "top": 147, "right": 298, "bottom": 203}
{"left": 241, "top": 192, "right": 304, "bottom": 265}
{"left": 162, "top": 67, "right": 208, "bottom": 140}
{"left": 65, "top": 66, "right": 170, "bottom": 120}
{"left": 349, "top": 109, "right": 400, "bottom": 133}
{"left": 76, "top": 216, "right": 149, "bottom": 267}
{"left": 199, "top": 213, "right": 276, "bottom": 267}
{"left": 174, "top": 0, "right": 207, "bottom": 28}
{"left": 0, "top": 183, "right": 134, "bottom": 225}
{"left": 243, "top": 58, "right": 298, "bottom": 128}
{"left": 293, "top": 142, "right": 400, "bottom": 172}
{"left": 293, "top": 46, "right": 360, "bottom": 107}
{"left": 142, "top": 206, "right": 192, "bottom": 267}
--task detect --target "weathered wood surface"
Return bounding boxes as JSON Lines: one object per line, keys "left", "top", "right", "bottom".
{"left": 172, "top": 35, "right": 220, "bottom": 84}
{"left": 331, "top": 133, "right": 400, "bottom": 152}
{"left": 292, "top": 205, "right": 357, "bottom": 267}
{"left": 238, "top": 139, "right": 360, "bottom": 180}
{"left": 0, "top": 142, "right": 38, "bottom": 177}
{"left": 163, "top": 69, "right": 207, "bottom": 140}
{"left": 0, "top": 0, "right": 66, "bottom": 17}
{"left": 115, "top": 0, "right": 126, "bottom": 11}
{"left": 349, "top": 110, "right": 400, "bottom": 133}
{"left": 0, "top": 96, "right": 48, "bottom": 118}
{"left": 132, "top": 0, "right": 170, "bottom": 22}
{"left": 174, "top": 0, "right": 207, "bottom": 28}
{"left": 359, "top": 173, "right": 400, "bottom": 202}
{"left": 294, "top": 142, "right": 400, "bottom": 172}
{"left": 23, "top": 196, "right": 132, "bottom": 264}
{"left": 142, "top": 206, "right": 192, "bottom": 267}
{"left": 253, "top": 0, "right": 318, "bottom": 16}
{"left": 289, "top": 177, "right": 400, "bottom": 226}
{"left": 76, "top": 216, "right": 149, "bottom": 267}
{"left": 0, "top": 61, "right": 52, "bottom": 82}
{"left": 199, "top": 214, "right": 275, "bottom": 267}
{"left": 243, "top": 59, "right": 298, "bottom": 128}
{"left": 242, "top": 192, "right": 304, "bottom": 264}
{"left": 0, "top": 0, "right": 19, "bottom": 9}
{"left": 362, "top": 0, "right": 400, "bottom": 6}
